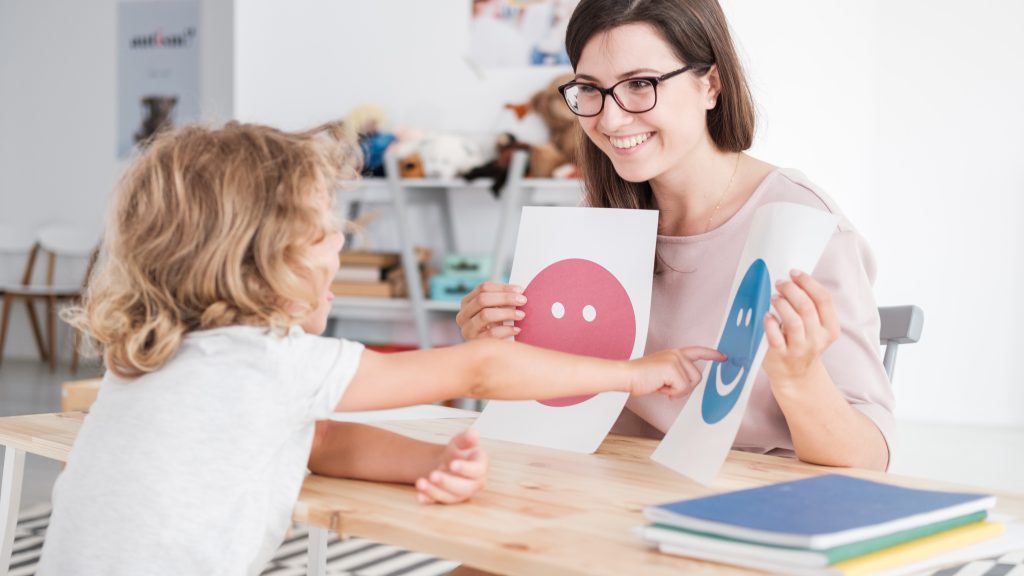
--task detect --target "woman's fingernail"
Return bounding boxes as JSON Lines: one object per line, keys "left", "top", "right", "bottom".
{"left": 513, "top": 326, "right": 522, "bottom": 334}
{"left": 515, "top": 310, "right": 525, "bottom": 319}
{"left": 430, "top": 471, "right": 442, "bottom": 483}
{"left": 450, "top": 461, "right": 462, "bottom": 472}
{"left": 512, "top": 285, "right": 524, "bottom": 293}
{"left": 791, "top": 269, "right": 803, "bottom": 277}
{"left": 515, "top": 295, "right": 527, "bottom": 304}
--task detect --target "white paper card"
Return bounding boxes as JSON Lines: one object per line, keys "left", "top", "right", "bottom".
{"left": 652, "top": 202, "right": 838, "bottom": 484}
{"left": 473, "top": 206, "right": 658, "bottom": 453}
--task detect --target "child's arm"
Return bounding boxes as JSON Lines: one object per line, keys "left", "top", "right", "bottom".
{"left": 338, "top": 339, "right": 723, "bottom": 412}
{"left": 308, "top": 421, "right": 488, "bottom": 504}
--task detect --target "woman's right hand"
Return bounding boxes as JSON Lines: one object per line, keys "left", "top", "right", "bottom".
{"left": 627, "top": 347, "right": 726, "bottom": 398}
{"left": 456, "top": 282, "right": 527, "bottom": 341}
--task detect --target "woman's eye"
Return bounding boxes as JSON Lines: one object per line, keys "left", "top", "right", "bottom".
{"left": 576, "top": 84, "right": 599, "bottom": 95}
{"left": 627, "top": 79, "right": 653, "bottom": 91}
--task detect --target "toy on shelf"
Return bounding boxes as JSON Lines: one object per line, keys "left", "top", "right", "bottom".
{"left": 462, "top": 132, "right": 532, "bottom": 197}
{"left": 391, "top": 133, "right": 487, "bottom": 179}
{"left": 342, "top": 104, "right": 396, "bottom": 177}
{"left": 506, "top": 72, "right": 580, "bottom": 179}
{"left": 429, "top": 254, "right": 491, "bottom": 302}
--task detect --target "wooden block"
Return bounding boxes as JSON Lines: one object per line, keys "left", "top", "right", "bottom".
{"left": 61, "top": 378, "right": 101, "bottom": 413}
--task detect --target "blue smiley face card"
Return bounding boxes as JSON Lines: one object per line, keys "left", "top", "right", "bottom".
{"left": 652, "top": 201, "right": 837, "bottom": 485}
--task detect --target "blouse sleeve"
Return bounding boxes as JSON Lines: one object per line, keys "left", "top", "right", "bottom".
{"left": 813, "top": 226, "right": 897, "bottom": 467}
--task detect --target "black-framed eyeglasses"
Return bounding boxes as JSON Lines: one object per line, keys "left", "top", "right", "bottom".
{"left": 557, "top": 65, "right": 695, "bottom": 117}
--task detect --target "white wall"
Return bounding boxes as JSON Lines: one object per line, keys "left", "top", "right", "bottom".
{"left": 0, "top": 0, "right": 234, "bottom": 359}
{"left": 722, "top": 0, "right": 1024, "bottom": 426}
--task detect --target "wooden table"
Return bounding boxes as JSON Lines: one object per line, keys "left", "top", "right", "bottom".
{"left": 3, "top": 413, "right": 1023, "bottom": 576}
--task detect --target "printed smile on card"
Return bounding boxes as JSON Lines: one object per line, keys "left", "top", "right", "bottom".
{"left": 609, "top": 132, "right": 653, "bottom": 149}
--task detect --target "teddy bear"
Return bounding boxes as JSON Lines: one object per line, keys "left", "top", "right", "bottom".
{"left": 529, "top": 72, "right": 579, "bottom": 167}
{"left": 505, "top": 72, "right": 580, "bottom": 179}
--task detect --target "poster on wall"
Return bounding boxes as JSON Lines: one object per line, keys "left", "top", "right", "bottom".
{"left": 469, "top": 0, "right": 580, "bottom": 68}
{"left": 117, "top": 0, "right": 200, "bottom": 159}
{"left": 651, "top": 202, "right": 837, "bottom": 485}
{"left": 473, "top": 206, "right": 658, "bottom": 453}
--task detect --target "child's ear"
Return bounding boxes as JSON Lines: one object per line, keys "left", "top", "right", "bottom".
{"left": 704, "top": 64, "right": 722, "bottom": 110}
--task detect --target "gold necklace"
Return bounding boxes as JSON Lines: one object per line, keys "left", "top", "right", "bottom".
{"left": 704, "top": 152, "right": 742, "bottom": 233}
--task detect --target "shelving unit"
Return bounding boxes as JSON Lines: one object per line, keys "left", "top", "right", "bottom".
{"left": 330, "top": 150, "right": 582, "bottom": 349}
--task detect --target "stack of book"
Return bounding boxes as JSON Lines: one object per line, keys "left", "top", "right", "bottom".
{"left": 331, "top": 251, "right": 400, "bottom": 298}
{"left": 639, "top": 474, "right": 1001, "bottom": 576}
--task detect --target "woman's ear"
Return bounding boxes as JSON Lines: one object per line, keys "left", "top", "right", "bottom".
{"left": 704, "top": 64, "right": 722, "bottom": 110}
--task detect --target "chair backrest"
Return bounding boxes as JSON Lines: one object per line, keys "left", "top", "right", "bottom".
{"left": 30, "top": 223, "right": 100, "bottom": 290}
{"left": 878, "top": 305, "right": 924, "bottom": 383}
{"left": 0, "top": 224, "right": 38, "bottom": 288}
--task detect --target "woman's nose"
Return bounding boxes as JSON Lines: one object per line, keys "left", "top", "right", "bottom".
{"left": 597, "top": 97, "right": 634, "bottom": 131}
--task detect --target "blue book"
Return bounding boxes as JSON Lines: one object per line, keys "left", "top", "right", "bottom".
{"left": 644, "top": 474, "right": 995, "bottom": 550}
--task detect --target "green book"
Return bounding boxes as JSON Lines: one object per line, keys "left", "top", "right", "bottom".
{"left": 638, "top": 510, "right": 987, "bottom": 568}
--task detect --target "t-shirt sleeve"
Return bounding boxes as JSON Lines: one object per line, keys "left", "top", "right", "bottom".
{"left": 279, "top": 332, "right": 365, "bottom": 424}
{"left": 814, "top": 227, "right": 897, "bottom": 467}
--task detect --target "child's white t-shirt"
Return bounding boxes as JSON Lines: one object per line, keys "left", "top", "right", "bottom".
{"left": 37, "top": 325, "right": 364, "bottom": 576}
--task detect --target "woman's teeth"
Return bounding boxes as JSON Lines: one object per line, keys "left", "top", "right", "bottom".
{"left": 610, "top": 133, "right": 651, "bottom": 149}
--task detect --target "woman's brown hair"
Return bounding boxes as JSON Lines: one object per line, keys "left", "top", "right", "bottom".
{"left": 564, "top": 0, "right": 756, "bottom": 209}
{"left": 68, "top": 122, "right": 359, "bottom": 378}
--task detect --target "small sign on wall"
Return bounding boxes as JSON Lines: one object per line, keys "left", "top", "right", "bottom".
{"left": 117, "top": 0, "right": 200, "bottom": 158}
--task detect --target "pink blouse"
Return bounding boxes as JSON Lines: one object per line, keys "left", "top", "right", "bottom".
{"left": 613, "top": 169, "right": 895, "bottom": 460}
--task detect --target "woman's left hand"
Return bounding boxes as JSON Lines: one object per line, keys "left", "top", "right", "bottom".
{"left": 762, "top": 270, "right": 840, "bottom": 385}
{"left": 415, "top": 428, "right": 489, "bottom": 505}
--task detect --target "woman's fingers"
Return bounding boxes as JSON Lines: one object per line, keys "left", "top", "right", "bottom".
{"left": 771, "top": 293, "right": 805, "bottom": 345}
{"left": 456, "top": 282, "right": 526, "bottom": 340}
{"left": 790, "top": 270, "right": 840, "bottom": 341}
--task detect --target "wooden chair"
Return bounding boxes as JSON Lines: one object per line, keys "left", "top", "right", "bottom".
{"left": 0, "top": 224, "right": 98, "bottom": 373}
{"left": 878, "top": 305, "right": 924, "bottom": 384}
{"left": 0, "top": 225, "right": 49, "bottom": 365}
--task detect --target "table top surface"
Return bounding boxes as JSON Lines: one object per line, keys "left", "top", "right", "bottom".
{"left": 3, "top": 412, "right": 1021, "bottom": 576}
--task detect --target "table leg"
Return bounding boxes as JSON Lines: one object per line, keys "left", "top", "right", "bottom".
{"left": 0, "top": 447, "right": 26, "bottom": 576}
{"left": 306, "top": 525, "right": 327, "bottom": 576}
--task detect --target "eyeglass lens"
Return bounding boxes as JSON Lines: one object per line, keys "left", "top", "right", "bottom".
{"left": 563, "top": 79, "right": 657, "bottom": 116}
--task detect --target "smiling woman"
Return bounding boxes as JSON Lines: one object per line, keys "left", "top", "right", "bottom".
{"left": 457, "top": 0, "right": 895, "bottom": 472}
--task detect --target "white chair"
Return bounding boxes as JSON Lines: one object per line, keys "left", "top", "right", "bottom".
{"left": 878, "top": 305, "right": 924, "bottom": 383}
{"left": 0, "top": 224, "right": 99, "bottom": 373}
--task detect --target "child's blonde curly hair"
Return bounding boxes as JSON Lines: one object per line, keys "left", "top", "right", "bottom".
{"left": 71, "top": 121, "right": 359, "bottom": 378}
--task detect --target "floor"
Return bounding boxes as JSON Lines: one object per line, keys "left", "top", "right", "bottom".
{"left": 2, "top": 357, "right": 1023, "bottom": 510}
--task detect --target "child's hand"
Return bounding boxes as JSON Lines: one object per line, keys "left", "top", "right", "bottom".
{"left": 627, "top": 347, "right": 725, "bottom": 398}
{"left": 763, "top": 270, "right": 840, "bottom": 387}
{"left": 415, "top": 428, "right": 489, "bottom": 505}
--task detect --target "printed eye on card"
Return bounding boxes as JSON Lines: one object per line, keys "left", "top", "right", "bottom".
{"left": 473, "top": 206, "right": 658, "bottom": 453}
{"left": 651, "top": 202, "right": 838, "bottom": 484}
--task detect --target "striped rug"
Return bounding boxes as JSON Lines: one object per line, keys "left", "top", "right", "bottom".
{"left": 8, "top": 503, "right": 457, "bottom": 576}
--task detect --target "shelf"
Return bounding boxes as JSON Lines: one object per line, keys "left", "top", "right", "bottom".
{"left": 330, "top": 297, "right": 460, "bottom": 321}
{"left": 329, "top": 152, "right": 580, "bottom": 349}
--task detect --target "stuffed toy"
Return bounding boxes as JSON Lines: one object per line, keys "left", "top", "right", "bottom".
{"left": 343, "top": 104, "right": 396, "bottom": 177}
{"left": 504, "top": 73, "right": 580, "bottom": 178}
{"left": 416, "top": 134, "right": 486, "bottom": 180}
{"left": 398, "top": 153, "right": 424, "bottom": 178}
{"left": 529, "top": 72, "right": 579, "bottom": 167}
{"left": 463, "top": 132, "right": 532, "bottom": 197}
